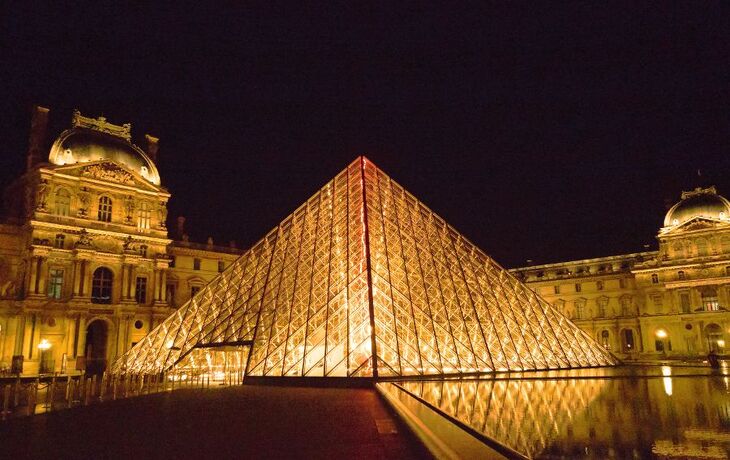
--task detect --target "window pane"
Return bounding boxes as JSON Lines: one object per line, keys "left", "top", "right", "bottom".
{"left": 135, "top": 277, "right": 147, "bottom": 304}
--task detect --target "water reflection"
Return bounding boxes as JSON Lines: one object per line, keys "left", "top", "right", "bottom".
{"left": 396, "top": 368, "right": 730, "bottom": 458}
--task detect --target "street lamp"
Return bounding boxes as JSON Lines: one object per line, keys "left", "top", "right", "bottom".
{"left": 38, "top": 339, "right": 52, "bottom": 351}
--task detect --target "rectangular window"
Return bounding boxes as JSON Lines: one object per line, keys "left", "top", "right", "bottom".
{"left": 597, "top": 302, "right": 606, "bottom": 318}
{"left": 651, "top": 274, "right": 659, "bottom": 284}
{"left": 135, "top": 277, "right": 147, "bottom": 304}
{"left": 218, "top": 261, "right": 225, "bottom": 273}
{"left": 137, "top": 201, "right": 151, "bottom": 230}
{"left": 54, "top": 234, "right": 65, "bottom": 249}
{"left": 193, "top": 258, "right": 201, "bottom": 270}
{"left": 621, "top": 298, "right": 631, "bottom": 316}
{"left": 553, "top": 285, "right": 560, "bottom": 294}
{"left": 619, "top": 278, "right": 627, "bottom": 289}
{"left": 680, "top": 292, "right": 691, "bottom": 314}
{"left": 191, "top": 286, "right": 201, "bottom": 298}
{"left": 655, "top": 340, "right": 664, "bottom": 352}
{"left": 166, "top": 284, "right": 176, "bottom": 307}
{"left": 596, "top": 280, "right": 604, "bottom": 290}
{"left": 47, "top": 269, "right": 64, "bottom": 299}
{"left": 575, "top": 303, "right": 584, "bottom": 320}
{"left": 575, "top": 283, "right": 581, "bottom": 293}
{"left": 652, "top": 294, "right": 663, "bottom": 313}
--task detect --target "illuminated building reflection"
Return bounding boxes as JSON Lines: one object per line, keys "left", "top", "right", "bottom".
{"left": 395, "top": 369, "right": 730, "bottom": 458}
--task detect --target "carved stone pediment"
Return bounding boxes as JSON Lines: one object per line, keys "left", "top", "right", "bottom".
{"left": 80, "top": 162, "right": 135, "bottom": 185}
{"left": 94, "top": 235, "right": 119, "bottom": 253}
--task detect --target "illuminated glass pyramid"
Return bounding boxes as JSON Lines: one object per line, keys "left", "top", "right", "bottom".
{"left": 112, "top": 157, "right": 615, "bottom": 377}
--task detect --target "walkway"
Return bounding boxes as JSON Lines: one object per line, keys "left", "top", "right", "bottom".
{"left": 0, "top": 384, "right": 430, "bottom": 459}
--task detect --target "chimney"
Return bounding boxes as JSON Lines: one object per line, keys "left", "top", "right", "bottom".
{"left": 145, "top": 134, "right": 159, "bottom": 163}
{"left": 26, "top": 106, "right": 50, "bottom": 171}
{"left": 176, "top": 216, "right": 186, "bottom": 239}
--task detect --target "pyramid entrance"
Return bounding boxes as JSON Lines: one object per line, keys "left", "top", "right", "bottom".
{"left": 112, "top": 157, "right": 615, "bottom": 379}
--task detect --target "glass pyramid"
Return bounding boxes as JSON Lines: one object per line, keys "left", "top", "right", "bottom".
{"left": 112, "top": 157, "right": 615, "bottom": 377}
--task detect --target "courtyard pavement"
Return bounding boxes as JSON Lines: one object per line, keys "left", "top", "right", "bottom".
{"left": 0, "top": 384, "right": 431, "bottom": 459}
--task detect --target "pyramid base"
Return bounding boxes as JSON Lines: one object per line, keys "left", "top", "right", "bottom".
{"left": 244, "top": 375, "right": 376, "bottom": 388}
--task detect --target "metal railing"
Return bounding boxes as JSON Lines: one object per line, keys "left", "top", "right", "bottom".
{"left": 0, "top": 369, "right": 243, "bottom": 422}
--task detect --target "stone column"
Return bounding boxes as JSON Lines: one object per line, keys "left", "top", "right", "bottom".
{"left": 37, "top": 257, "right": 48, "bottom": 296}
{"left": 160, "top": 269, "right": 168, "bottom": 303}
{"left": 120, "top": 262, "right": 127, "bottom": 301}
{"left": 129, "top": 266, "right": 137, "bottom": 301}
{"left": 71, "top": 260, "right": 80, "bottom": 296}
{"left": 76, "top": 316, "right": 87, "bottom": 358}
{"left": 28, "top": 256, "right": 39, "bottom": 295}
{"left": 83, "top": 262, "right": 94, "bottom": 299}
{"left": 13, "top": 314, "right": 26, "bottom": 357}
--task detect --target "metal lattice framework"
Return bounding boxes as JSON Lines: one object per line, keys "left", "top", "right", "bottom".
{"left": 111, "top": 157, "right": 615, "bottom": 377}
{"left": 390, "top": 378, "right": 606, "bottom": 457}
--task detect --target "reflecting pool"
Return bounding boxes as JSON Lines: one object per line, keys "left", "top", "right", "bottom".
{"left": 393, "top": 366, "right": 730, "bottom": 458}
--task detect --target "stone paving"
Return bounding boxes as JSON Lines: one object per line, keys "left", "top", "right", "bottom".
{"left": 0, "top": 384, "right": 430, "bottom": 459}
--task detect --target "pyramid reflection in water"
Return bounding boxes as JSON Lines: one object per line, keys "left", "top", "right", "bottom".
{"left": 112, "top": 157, "right": 615, "bottom": 377}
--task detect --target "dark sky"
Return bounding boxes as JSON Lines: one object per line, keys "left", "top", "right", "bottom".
{"left": 2, "top": 4, "right": 728, "bottom": 268}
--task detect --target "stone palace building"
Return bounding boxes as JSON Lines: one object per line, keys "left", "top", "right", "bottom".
{"left": 511, "top": 186, "right": 730, "bottom": 360}
{"left": 0, "top": 107, "right": 242, "bottom": 375}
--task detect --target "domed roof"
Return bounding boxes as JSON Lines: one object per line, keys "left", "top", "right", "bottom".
{"left": 663, "top": 186, "right": 730, "bottom": 227}
{"left": 48, "top": 111, "right": 161, "bottom": 186}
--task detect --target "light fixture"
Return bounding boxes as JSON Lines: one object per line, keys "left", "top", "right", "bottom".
{"left": 38, "top": 338, "right": 52, "bottom": 350}
{"left": 655, "top": 329, "right": 668, "bottom": 339}
{"left": 718, "top": 339, "right": 726, "bottom": 348}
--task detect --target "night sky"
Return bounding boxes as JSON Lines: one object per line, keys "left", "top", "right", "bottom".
{"left": 2, "top": 4, "right": 728, "bottom": 268}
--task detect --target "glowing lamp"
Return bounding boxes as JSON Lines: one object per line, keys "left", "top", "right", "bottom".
{"left": 38, "top": 339, "right": 52, "bottom": 351}
{"left": 655, "top": 329, "right": 668, "bottom": 339}
{"left": 718, "top": 339, "right": 726, "bottom": 348}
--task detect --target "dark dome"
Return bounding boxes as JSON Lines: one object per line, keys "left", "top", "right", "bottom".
{"left": 664, "top": 187, "right": 730, "bottom": 227}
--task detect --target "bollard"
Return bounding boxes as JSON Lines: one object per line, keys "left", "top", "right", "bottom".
{"left": 49, "top": 377, "right": 56, "bottom": 411}
{"left": 13, "top": 378, "right": 20, "bottom": 407}
{"left": 2, "top": 385, "right": 11, "bottom": 421}
{"left": 84, "top": 378, "right": 91, "bottom": 406}
{"left": 66, "top": 378, "right": 73, "bottom": 408}
{"left": 27, "top": 383, "right": 36, "bottom": 416}
{"left": 78, "top": 377, "right": 85, "bottom": 404}
{"left": 99, "top": 373, "right": 106, "bottom": 401}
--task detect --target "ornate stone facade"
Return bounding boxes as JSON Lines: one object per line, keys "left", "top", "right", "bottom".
{"left": 0, "top": 107, "right": 242, "bottom": 376}
{"left": 511, "top": 186, "right": 730, "bottom": 360}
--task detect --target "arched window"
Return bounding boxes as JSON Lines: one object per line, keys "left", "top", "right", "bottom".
{"left": 701, "top": 288, "right": 719, "bottom": 311}
{"left": 137, "top": 201, "right": 151, "bottom": 230}
{"left": 55, "top": 188, "right": 71, "bottom": 216}
{"left": 98, "top": 196, "right": 113, "bottom": 222}
{"left": 91, "top": 267, "right": 113, "bottom": 304}
{"left": 600, "top": 330, "right": 610, "bottom": 350}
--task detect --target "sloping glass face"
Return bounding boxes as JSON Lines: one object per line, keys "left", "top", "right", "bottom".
{"left": 112, "top": 157, "right": 615, "bottom": 377}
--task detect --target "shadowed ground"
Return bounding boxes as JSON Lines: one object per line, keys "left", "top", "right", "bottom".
{"left": 0, "top": 385, "right": 431, "bottom": 459}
